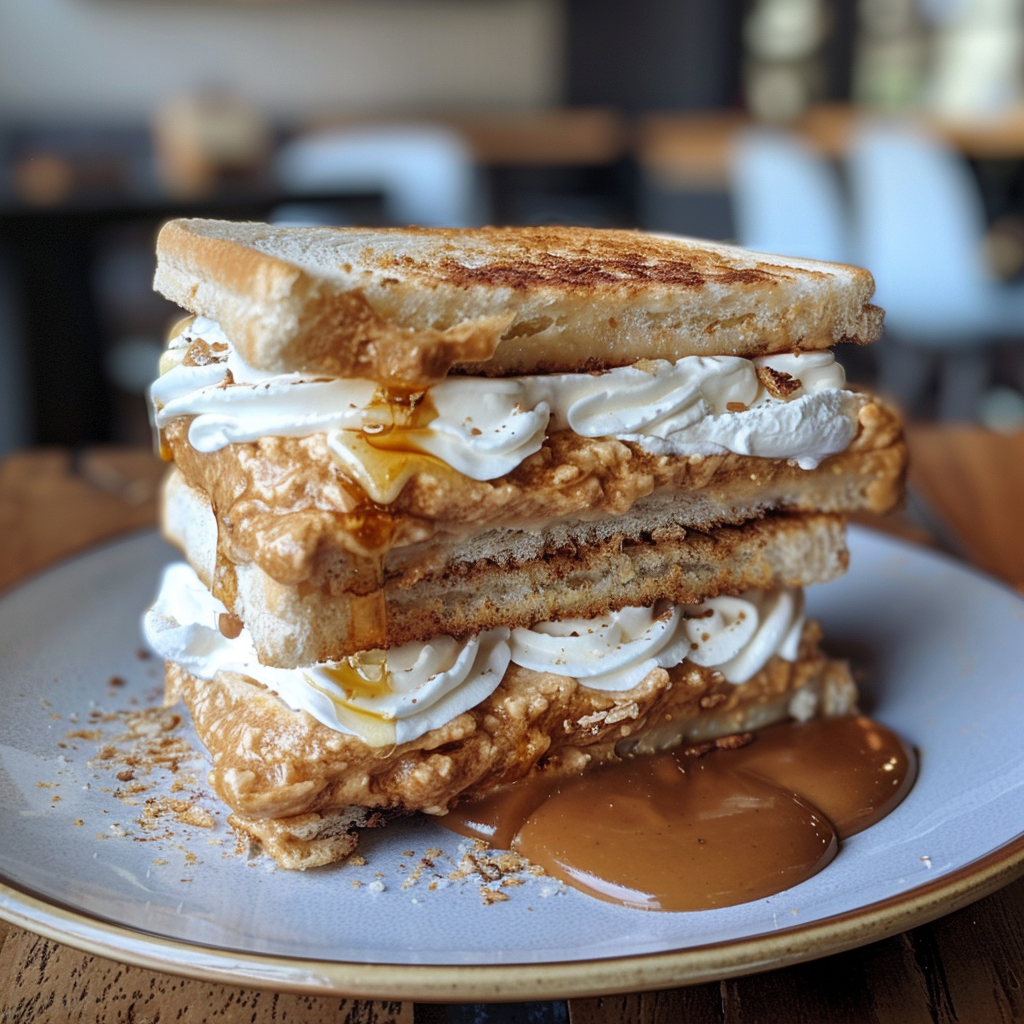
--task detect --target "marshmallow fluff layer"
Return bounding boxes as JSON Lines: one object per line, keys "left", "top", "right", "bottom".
{"left": 145, "top": 562, "right": 807, "bottom": 747}
{"left": 150, "top": 318, "right": 865, "bottom": 491}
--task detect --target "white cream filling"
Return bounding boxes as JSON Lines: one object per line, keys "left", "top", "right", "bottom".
{"left": 510, "top": 588, "right": 804, "bottom": 689}
{"left": 150, "top": 318, "right": 863, "bottom": 489}
{"left": 144, "top": 562, "right": 512, "bottom": 748}
{"left": 145, "top": 563, "right": 805, "bottom": 746}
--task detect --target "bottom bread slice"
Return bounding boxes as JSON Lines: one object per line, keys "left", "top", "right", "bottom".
{"left": 165, "top": 620, "right": 856, "bottom": 870}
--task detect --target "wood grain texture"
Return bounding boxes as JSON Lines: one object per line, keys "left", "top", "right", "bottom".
{"left": 0, "top": 448, "right": 163, "bottom": 594}
{"left": 568, "top": 986, "right": 724, "bottom": 1024}
{"left": 569, "top": 883, "right": 1024, "bottom": 1024}
{"left": 718, "top": 934, "right": 939, "bottom": 1024}
{"left": 0, "top": 926, "right": 410, "bottom": 1024}
{"left": 918, "top": 875, "right": 1024, "bottom": 1024}
{"left": 906, "top": 426, "right": 1024, "bottom": 591}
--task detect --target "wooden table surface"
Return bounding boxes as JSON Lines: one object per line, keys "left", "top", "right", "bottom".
{"left": 1, "top": 429, "right": 1023, "bottom": 1023}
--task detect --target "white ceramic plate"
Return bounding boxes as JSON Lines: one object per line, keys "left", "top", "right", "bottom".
{"left": 1, "top": 526, "right": 1023, "bottom": 1000}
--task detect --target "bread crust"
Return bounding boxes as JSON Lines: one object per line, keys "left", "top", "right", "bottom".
{"left": 155, "top": 220, "right": 883, "bottom": 381}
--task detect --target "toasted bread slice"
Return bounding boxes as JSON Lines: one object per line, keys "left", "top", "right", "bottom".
{"left": 155, "top": 220, "right": 883, "bottom": 383}
{"left": 164, "top": 467, "right": 849, "bottom": 667}
{"left": 166, "top": 622, "right": 857, "bottom": 869}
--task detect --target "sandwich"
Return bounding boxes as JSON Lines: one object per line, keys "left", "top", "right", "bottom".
{"left": 144, "top": 221, "right": 906, "bottom": 870}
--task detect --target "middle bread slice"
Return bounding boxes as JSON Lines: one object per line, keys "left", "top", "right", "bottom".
{"left": 165, "top": 464, "right": 855, "bottom": 668}
{"left": 151, "top": 299, "right": 905, "bottom": 668}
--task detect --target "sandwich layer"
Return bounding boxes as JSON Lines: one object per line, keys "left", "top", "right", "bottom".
{"left": 161, "top": 400, "right": 902, "bottom": 588}
{"left": 147, "top": 561, "right": 813, "bottom": 748}
{"left": 153, "top": 317, "right": 904, "bottom": 595}
{"left": 165, "top": 620, "right": 857, "bottom": 869}
{"left": 153, "top": 318, "right": 874, "bottom": 491}
{"left": 166, "top": 469, "right": 849, "bottom": 667}
{"left": 155, "top": 221, "right": 883, "bottom": 382}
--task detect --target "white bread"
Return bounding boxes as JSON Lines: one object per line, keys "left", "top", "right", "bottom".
{"left": 154, "top": 220, "right": 883, "bottom": 382}
{"left": 164, "top": 467, "right": 849, "bottom": 667}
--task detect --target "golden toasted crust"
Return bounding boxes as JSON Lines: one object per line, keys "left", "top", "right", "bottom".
{"left": 168, "top": 501, "right": 848, "bottom": 667}
{"left": 155, "top": 220, "right": 883, "bottom": 382}
{"left": 167, "top": 620, "right": 857, "bottom": 868}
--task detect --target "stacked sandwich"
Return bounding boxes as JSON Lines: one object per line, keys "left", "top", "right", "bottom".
{"left": 144, "top": 221, "right": 905, "bottom": 869}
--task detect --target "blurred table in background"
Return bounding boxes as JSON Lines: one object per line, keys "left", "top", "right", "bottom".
{"left": 1, "top": 424, "right": 1023, "bottom": 1022}
{"left": 0, "top": 107, "right": 637, "bottom": 451}
{"left": 638, "top": 101, "right": 1024, "bottom": 192}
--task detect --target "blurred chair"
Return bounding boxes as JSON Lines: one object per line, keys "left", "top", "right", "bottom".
{"left": 729, "top": 127, "right": 850, "bottom": 263}
{"left": 847, "top": 122, "right": 1024, "bottom": 421}
{"left": 274, "top": 123, "right": 486, "bottom": 228}
{"left": 0, "top": 248, "right": 30, "bottom": 457}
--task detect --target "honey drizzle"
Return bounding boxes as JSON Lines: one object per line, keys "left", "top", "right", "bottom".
{"left": 304, "top": 663, "right": 399, "bottom": 747}
{"left": 333, "top": 386, "right": 441, "bottom": 659}
{"left": 319, "top": 652, "right": 391, "bottom": 702}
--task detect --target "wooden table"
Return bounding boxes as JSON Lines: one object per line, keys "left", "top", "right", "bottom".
{"left": 304, "top": 108, "right": 628, "bottom": 168}
{"left": 2, "top": 429, "right": 1023, "bottom": 1023}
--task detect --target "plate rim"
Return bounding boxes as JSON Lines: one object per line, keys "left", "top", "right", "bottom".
{"left": 1, "top": 524, "right": 1023, "bottom": 1000}
{"left": 2, "top": 836, "right": 1023, "bottom": 1001}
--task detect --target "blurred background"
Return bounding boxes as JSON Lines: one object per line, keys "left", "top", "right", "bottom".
{"left": 3, "top": 0, "right": 1024, "bottom": 454}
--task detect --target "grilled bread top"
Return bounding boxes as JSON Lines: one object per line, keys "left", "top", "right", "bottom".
{"left": 155, "top": 219, "right": 883, "bottom": 384}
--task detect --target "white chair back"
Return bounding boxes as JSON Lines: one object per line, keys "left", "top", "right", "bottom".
{"left": 275, "top": 123, "right": 484, "bottom": 228}
{"left": 730, "top": 128, "right": 850, "bottom": 264}
{"left": 847, "top": 122, "right": 992, "bottom": 341}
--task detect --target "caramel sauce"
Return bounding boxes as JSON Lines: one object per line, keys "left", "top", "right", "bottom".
{"left": 331, "top": 387, "right": 443, "bottom": 655}
{"left": 442, "top": 716, "right": 916, "bottom": 912}
{"left": 217, "top": 612, "right": 244, "bottom": 640}
{"left": 346, "top": 585, "right": 390, "bottom": 654}
{"left": 724, "top": 714, "right": 917, "bottom": 839}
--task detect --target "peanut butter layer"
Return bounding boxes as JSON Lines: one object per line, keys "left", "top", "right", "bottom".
{"left": 167, "top": 619, "right": 857, "bottom": 869}
{"left": 163, "top": 397, "right": 904, "bottom": 588}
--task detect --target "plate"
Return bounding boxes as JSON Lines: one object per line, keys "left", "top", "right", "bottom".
{"left": 1, "top": 526, "right": 1023, "bottom": 1001}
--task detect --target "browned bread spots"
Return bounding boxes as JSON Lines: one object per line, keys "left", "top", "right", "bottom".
{"left": 155, "top": 220, "right": 883, "bottom": 382}
{"left": 170, "top": 507, "right": 848, "bottom": 667}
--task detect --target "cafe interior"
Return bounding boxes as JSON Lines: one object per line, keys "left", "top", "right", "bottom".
{"left": 4, "top": 0, "right": 1024, "bottom": 456}
{"left": 2, "top": 2, "right": 1024, "bottom": 1022}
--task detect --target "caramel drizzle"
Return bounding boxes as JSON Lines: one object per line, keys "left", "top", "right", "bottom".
{"left": 158, "top": 313, "right": 445, "bottom": 663}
